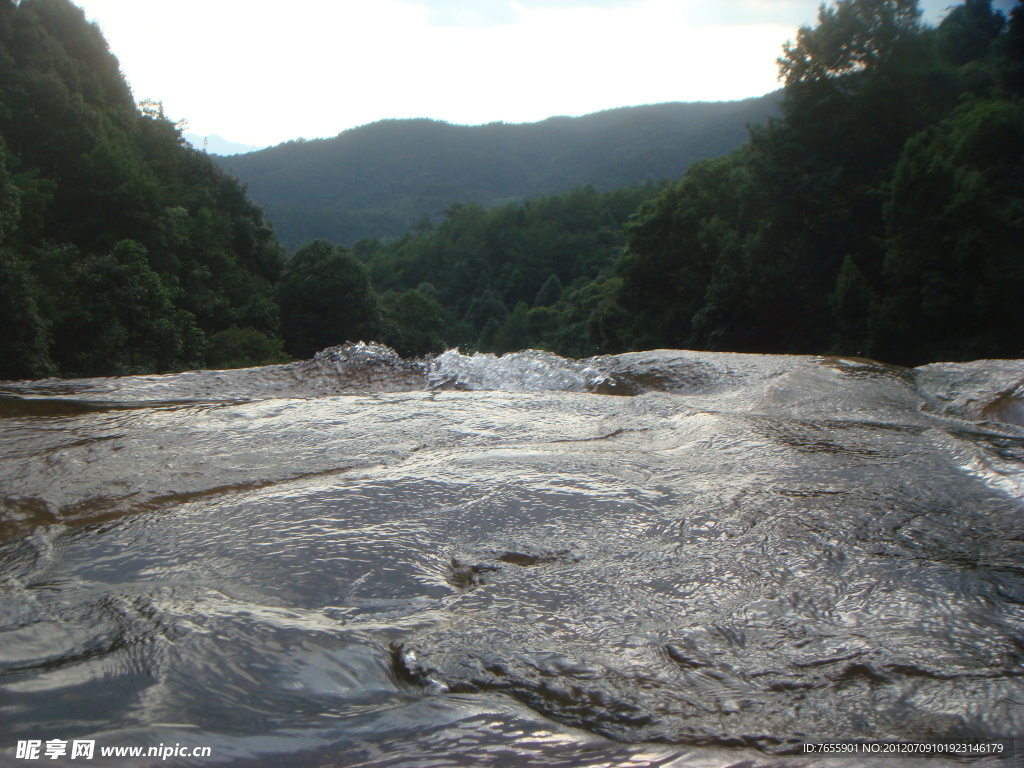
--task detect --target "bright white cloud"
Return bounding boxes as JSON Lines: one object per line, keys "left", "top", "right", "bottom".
{"left": 407, "top": 0, "right": 648, "bottom": 27}
{"left": 71, "top": 0, "right": 1004, "bottom": 149}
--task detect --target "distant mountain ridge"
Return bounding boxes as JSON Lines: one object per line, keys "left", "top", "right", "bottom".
{"left": 184, "top": 133, "right": 264, "bottom": 156}
{"left": 218, "top": 94, "right": 782, "bottom": 249}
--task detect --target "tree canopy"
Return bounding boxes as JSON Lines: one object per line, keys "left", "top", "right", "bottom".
{"left": 276, "top": 239, "right": 381, "bottom": 359}
{"left": 217, "top": 97, "right": 780, "bottom": 250}
{"left": 3, "top": 0, "right": 1021, "bottom": 378}
{"left": 0, "top": 0, "right": 285, "bottom": 377}
{"left": 608, "top": 0, "right": 1024, "bottom": 365}
{"left": 324, "top": 0, "right": 1024, "bottom": 366}
{"left": 357, "top": 183, "right": 661, "bottom": 357}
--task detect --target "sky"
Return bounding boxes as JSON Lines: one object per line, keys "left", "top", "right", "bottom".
{"left": 70, "top": 0, "right": 1018, "bottom": 149}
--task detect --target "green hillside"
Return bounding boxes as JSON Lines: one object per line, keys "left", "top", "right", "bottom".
{"left": 609, "top": 0, "right": 1024, "bottom": 365}
{"left": 217, "top": 96, "right": 780, "bottom": 249}
{"left": 0, "top": 0, "right": 287, "bottom": 378}
{"left": 353, "top": 0, "right": 1024, "bottom": 366}
{"left": 4, "top": 0, "right": 1020, "bottom": 378}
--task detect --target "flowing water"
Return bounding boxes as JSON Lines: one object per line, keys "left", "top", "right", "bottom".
{"left": 1, "top": 345, "right": 1023, "bottom": 767}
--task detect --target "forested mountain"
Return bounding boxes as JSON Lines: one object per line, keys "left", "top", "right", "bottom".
{"left": 611, "top": 0, "right": 1024, "bottom": 365}
{"left": 217, "top": 96, "right": 780, "bottom": 249}
{"left": 0, "top": 0, "right": 287, "bottom": 379}
{"left": 354, "top": 0, "right": 1024, "bottom": 366}
{"left": 354, "top": 183, "right": 662, "bottom": 358}
{"left": 3, "top": 0, "right": 1021, "bottom": 380}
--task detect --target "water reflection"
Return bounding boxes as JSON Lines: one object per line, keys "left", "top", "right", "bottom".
{"left": 1, "top": 347, "right": 1022, "bottom": 766}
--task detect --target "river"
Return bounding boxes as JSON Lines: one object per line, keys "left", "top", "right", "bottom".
{"left": 1, "top": 345, "right": 1022, "bottom": 767}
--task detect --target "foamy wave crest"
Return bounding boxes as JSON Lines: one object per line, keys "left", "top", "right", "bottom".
{"left": 427, "top": 349, "right": 617, "bottom": 394}
{"left": 305, "top": 341, "right": 428, "bottom": 392}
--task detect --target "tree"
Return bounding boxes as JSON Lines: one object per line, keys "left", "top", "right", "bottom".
{"left": 873, "top": 97, "right": 1024, "bottom": 363}
{"left": 0, "top": 0, "right": 287, "bottom": 377}
{"left": 0, "top": 253, "right": 54, "bottom": 379}
{"left": 206, "top": 326, "right": 290, "bottom": 370}
{"left": 277, "top": 239, "right": 381, "bottom": 359}
{"left": 0, "top": 136, "right": 18, "bottom": 242}
{"left": 777, "top": 0, "right": 946, "bottom": 176}
{"left": 54, "top": 240, "right": 204, "bottom": 375}
{"left": 779, "top": 0, "right": 923, "bottom": 91}
{"left": 997, "top": 1, "right": 1024, "bottom": 94}
{"left": 936, "top": 0, "right": 1005, "bottom": 66}
{"left": 612, "top": 0, "right": 998, "bottom": 361}
{"left": 830, "top": 255, "right": 874, "bottom": 354}
{"left": 616, "top": 152, "right": 762, "bottom": 350}
{"left": 0, "top": 137, "right": 53, "bottom": 380}
{"left": 533, "top": 273, "right": 564, "bottom": 306}
{"left": 492, "top": 301, "right": 531, "bottom": 354}
{"left": 379, "top": 289, "right": 446, "bottom": 358}
{"left": 358, "top": 182, "right": 657, "bottom": 356}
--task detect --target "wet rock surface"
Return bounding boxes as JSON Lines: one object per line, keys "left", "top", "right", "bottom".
{"left": 1, "top": 346, "right": 1022, "bottom": 766}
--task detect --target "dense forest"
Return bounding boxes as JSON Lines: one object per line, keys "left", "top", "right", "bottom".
{"left": 612, "top": 0, "right": 1024, "bottom": 365}
{"left": 217, "top": 97, "right": 780, "bottom": 250}
{"left": 0, "top": 0, "right": 287, "bottom": 379}
{"left": 1, "top": 0, "right": 1022, "bottom": 381}
{"left": 354, "top": 0, "right": 1024, "bottom": 365}
{"left": 354, "top": 184, "right": 663, "bottom": 357}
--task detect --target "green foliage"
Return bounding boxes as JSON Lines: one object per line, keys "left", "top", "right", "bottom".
{"left": 616, "top": 153, "right": 761, "bottom": 350}
{"left": 206, "top": 326, "right": 290, "bottom": 370}
{"left": 874, "top": 97, "right": 1024, "bottom": 363}
{"left": 533, "top": 273, "right": 564, "bottom": 307}
{"left": 936, "top": 0, "right": 1005, "bottom": 66}
{"left": 0, "top": 136, "right": 18, "bottom": 242}
{"left": 608, "top": 0, "right": 1024, "bottom": 365}
{"left": 218, "top": 97, "right": 781, "bottom": 250}
{"left": 277, "top": 239, "right": 381, "bottom": 359}
{"left": 379, "top": 289, "right": 446, "bottom": 358}
{"left": 0, "top": 251, "right": 53, "bottom": 379}
{"left": 4, "top": 0, "right": 1018, "bottom": 374}
{"left": 360, "top": 183, "right": 661, "bottom": 357}
{"left": 0, "top": 0, "right": 287, "bottom": 379}
{"left": 52, "top": 240, "right": 205, "bottom": 376}
{"left": 492, "top": 302, "right": 531, "bottom": 355}
{"left": 0, "top": 134, "right": 53, "bottom": 379}
{"left": 830, "top": 255, "right": 874, "bottom": 354}
{"left": 779, "top": 0, "right": 922, "bottom": 88}
{"left": 998, "top": 2, "right": 1024, "bottom": 94}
